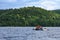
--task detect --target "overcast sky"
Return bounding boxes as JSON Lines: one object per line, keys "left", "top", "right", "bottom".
{"left": 0, "top": 0, "right": 60, "bottom": 10}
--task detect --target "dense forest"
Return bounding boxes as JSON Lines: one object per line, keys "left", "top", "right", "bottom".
{"left": 0, "top": 6, "right": 60, "bottom": 27}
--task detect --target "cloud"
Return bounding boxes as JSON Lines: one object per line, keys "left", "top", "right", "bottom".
{"left": 40, "top": 0, "right": 60, "bottom": 10}
{"left": 0, "top": 0, "right": 60, "bottom": 10}
{"left": 40, "top": 0, "right": 57, "bottom": 10}
{"left": 24, "top": 0, "right": 60, "bottom": 10}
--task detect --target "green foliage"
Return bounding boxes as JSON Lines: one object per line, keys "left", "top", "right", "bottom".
{"left": 52, "top": 9, "right": 60, "bottom": 14}
{"left": 0, "top": 6, "right": 60, "bottom": 26}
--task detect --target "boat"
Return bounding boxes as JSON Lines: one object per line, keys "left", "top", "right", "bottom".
{"left": 33, "top": 25, "right": 43, "bottom": 31}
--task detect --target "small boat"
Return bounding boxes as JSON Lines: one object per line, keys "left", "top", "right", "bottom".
{"left": 33, "top": 25, "right": 43, "bottom": 31}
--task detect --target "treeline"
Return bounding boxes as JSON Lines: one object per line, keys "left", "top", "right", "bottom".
{"left": 52, "top": 9, "right": 60, "bottom": 14}
{"left": 0, "top": 6, "right": 60, "bottom": 27}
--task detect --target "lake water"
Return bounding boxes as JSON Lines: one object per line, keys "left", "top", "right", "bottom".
{"left": 0, "top": 27, "right": 60, "bottom": 40}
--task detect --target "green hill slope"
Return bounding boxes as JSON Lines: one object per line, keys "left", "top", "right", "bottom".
{"left": 52, "top": 9, "right": 60, "bottom": 14}
{"left": 0, "top": 7, "right": 60, "bottom": 26}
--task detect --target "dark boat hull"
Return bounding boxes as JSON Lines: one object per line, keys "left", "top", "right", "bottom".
{"left": 33, "top": 28, "right": 43, "bottom": 31}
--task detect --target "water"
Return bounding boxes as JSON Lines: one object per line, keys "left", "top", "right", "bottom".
{"left": 0, "top": 27, "right": 60, "bottom": 40}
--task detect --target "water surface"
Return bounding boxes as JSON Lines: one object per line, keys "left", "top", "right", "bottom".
{"left": 0, "top": 27, "right": 60, "bottom": 40}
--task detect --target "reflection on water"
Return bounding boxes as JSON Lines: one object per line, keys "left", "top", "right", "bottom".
{"left": 0, "top": 27, "right": 60, "bottom": 40}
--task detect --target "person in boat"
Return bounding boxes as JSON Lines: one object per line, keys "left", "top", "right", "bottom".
{"left": 35, "top": 25, "right": 43, "bottom": 30}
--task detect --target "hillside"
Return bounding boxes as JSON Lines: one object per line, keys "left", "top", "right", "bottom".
{"left": 0, "top": 7, "right": 60, "bottom": 26}
{"left": 52, "top": 9, "right": 60, "bottom": 14}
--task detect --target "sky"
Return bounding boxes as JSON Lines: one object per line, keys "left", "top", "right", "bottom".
{"left": 0, "top": 0, "right": 60, "bottom": 10}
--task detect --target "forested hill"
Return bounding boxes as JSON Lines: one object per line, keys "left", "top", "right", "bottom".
{"left": 0, "top": 7, "right": 60, "bottom": 26}
{"left": 52, "top": 9, "right": 60, "bottom": 14}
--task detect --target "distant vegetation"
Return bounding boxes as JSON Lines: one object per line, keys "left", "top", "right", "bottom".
{"left": 0, "top": 6, "right": 60, "bottom": 27}
{"left": 52, "top": 9, "right": 60, "bottom": 14}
